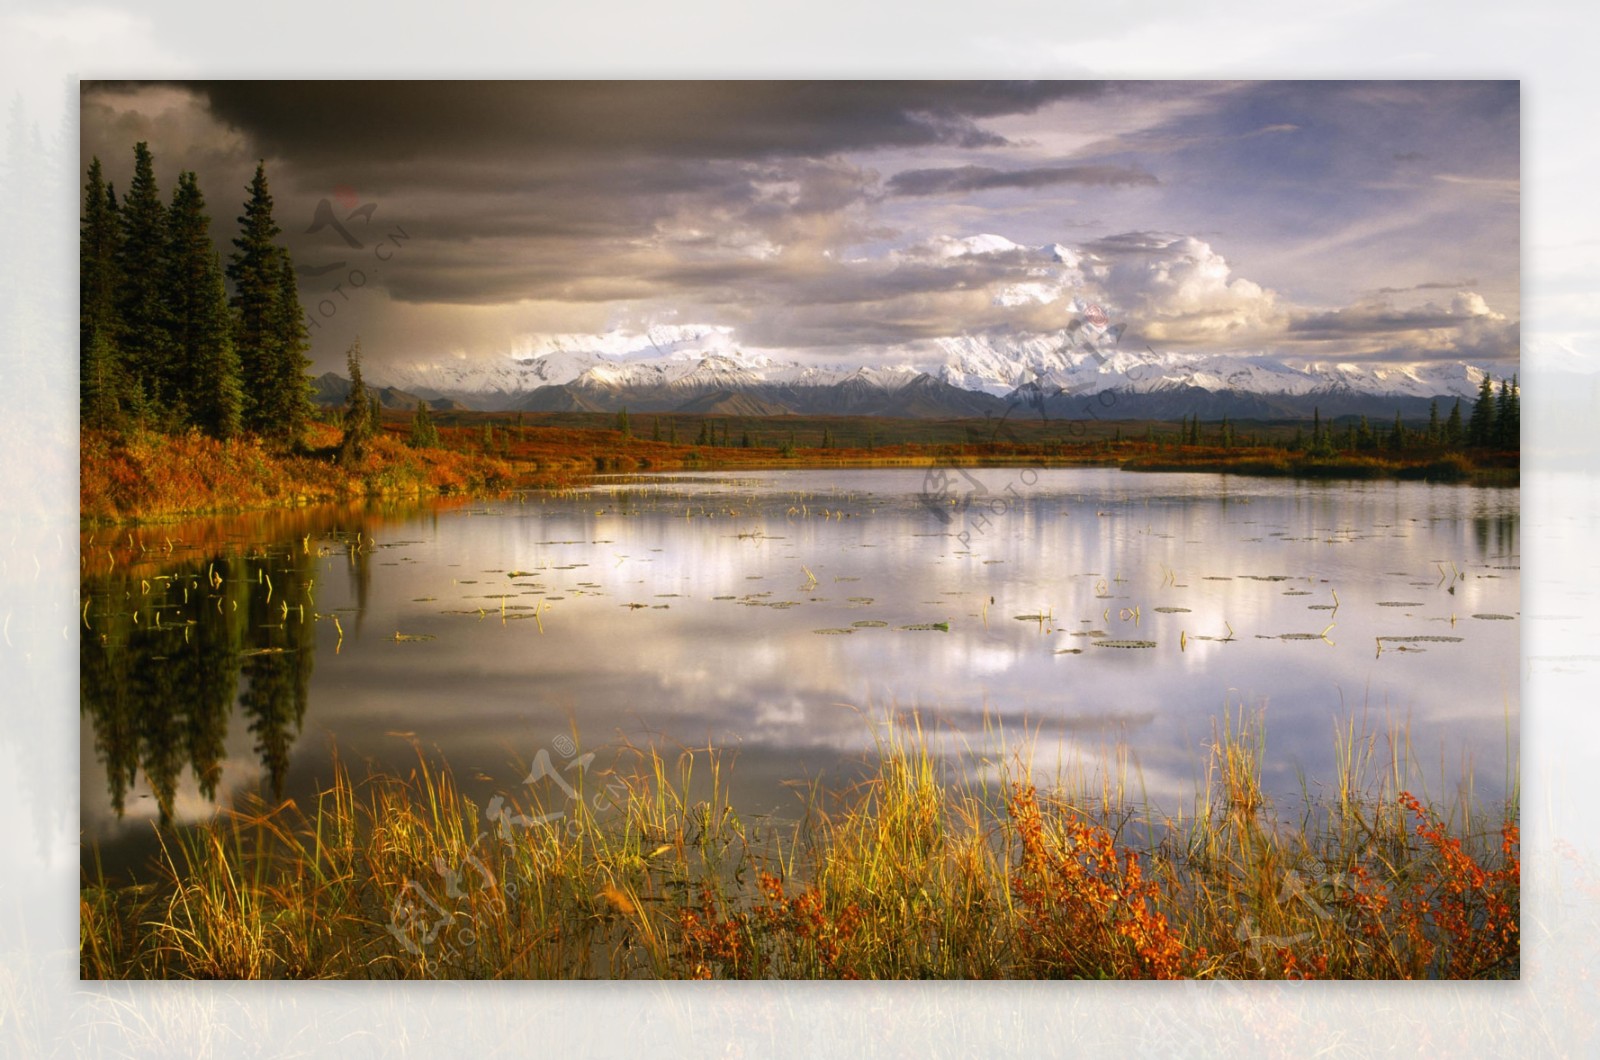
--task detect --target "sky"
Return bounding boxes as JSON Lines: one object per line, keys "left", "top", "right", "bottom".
{"left": 79, "top": 80, "right": 1521, "bottom": 376}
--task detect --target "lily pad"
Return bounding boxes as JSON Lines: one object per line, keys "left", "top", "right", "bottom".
{"left": 1472, "top": 613, "right": 1516, "bottom": 620}
{"left": 851, "top": 620, "right": 888, "bottom": 628}
{"left": 1093, "top": 639, "right": 1156, "bottom": 649}
{"left": 1377, "top": 635, "right": 1464, "bottom": 643}
{"left": 813, "top": 628, "right": 854, "bottom": 635}
{"left": 1152, "top": 607, "right": 1190, "bottom": 613}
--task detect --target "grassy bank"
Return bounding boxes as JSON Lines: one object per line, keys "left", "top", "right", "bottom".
{"left": 82, "top": 415, "right": 1518, "bottom": 525}
{"left": 81, "top": 711, "right": 1518, "bottom": 980}
{"left": 81, "top": 422, "right": 516, "bottom": 525}
{"left": 1118, "top": 445, "right": 1519, "bottom": 485}
{"left": 453, "top": 411, "right": 1519, "bottom": 489}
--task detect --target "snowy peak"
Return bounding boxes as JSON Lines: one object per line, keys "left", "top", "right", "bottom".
{"left": 929, "top": 331, "right": 1489, "bottom": 402}
{"left": 371, "top": 322, "right": 1496, "bottom": 416}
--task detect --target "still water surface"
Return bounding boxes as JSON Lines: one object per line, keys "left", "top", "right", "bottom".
{"left": 81, "top": 468, "right": 1519, "bottom": 877}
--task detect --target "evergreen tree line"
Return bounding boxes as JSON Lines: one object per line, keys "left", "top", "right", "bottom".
{"left": 81, "top": 143, "right": 313, "bottom": 446}
{"left": 1175, "top": 373, "right": 1519, "bottom": 456}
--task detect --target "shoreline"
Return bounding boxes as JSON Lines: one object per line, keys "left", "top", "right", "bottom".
{"left": 82, "top": 423, "right": 1520, "bottom": 528}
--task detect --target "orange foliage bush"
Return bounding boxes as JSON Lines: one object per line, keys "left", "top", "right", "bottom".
{"left": 673, "top": 873, "right": 865, "bottom": 979}
{"left": 1008, "top": 786, "right": 1190, "bottom": 979}
{"left": 1397, "top": 792, "right": 1520, "bottom": 978}
{"left": 81, "top": 425, "right": 514, "bottom": 523}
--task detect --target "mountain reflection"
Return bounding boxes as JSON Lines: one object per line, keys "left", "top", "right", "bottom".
{"left": 81, "top": 544, "right": 321, "bottom": 824}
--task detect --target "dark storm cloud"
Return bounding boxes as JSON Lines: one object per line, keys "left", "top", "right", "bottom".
{"left": 647, "top": 257, "right": 1003, "bottom": 307}
{"left": 1079, "top": 230, "right": 1184, "bottom": 256}
{"left": 886, "top": 163, "right": 1158, "bottom": 197}
{"left": 1372, "top": 279, "right": 1479, "bottom": 295}
{"left": 77, "top": 80, "right": 1519, "bottom": 370}
{"left": 1290, "top": 303, "right": 1488, "bottom": 338}
{"left": 161, "top": 81, "right": 1110, "bottom": 164}
{"left": 1292, "top": 307, "right": 1468, "bottom": 337}
{"left": 1283, "top": 297, "right": 1520, "bottom": 364}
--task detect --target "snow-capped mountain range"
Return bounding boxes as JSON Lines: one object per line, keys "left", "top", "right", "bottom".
{"left": 368, "top": 321, "right": 1490, "bottom": 419}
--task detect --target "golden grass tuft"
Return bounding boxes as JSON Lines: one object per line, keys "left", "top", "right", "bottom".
{"left": 81, "top": 710, "right": 1518, "bottom": 980}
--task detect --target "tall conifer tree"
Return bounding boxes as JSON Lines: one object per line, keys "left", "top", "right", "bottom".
{"left": 229, "top": 162, "right": 285, "bottom": 435}
{"left": 339, "top": 338, "right": 370, "bottom": 466}
{"left": 1494, "top": 376, "right": 1519, "bottom": 449}
{"left": 268, "top": 250, "right": 314, "bottom": 445}
{"left": 166, "top": 171, "right": 243, "bottom": 438}
{"left": 115, "top": 142, "right": 174, "bottom": 419}
{"left": 1446, "top": 398, "right": 1464, "bottom": 447}
{"left": 1468, "top": 374, "right": 1496, "bottom": 447}
{"left": 80, "top": 157, "right": 127, "bottom": 426}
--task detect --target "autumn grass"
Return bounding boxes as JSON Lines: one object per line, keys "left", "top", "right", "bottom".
{"left": 81, "top": 710, "right": 1518, "bottom": 980}
{"left": 1118, "top": 444, "right": 1518, "bottom": 484}
{"left": 83, "top": 413, "right": 1517, "bottom": 524}
{"left": 81, "top": 422, "right": 516, "bottom": 525}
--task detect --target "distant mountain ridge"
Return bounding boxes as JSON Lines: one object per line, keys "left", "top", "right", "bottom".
{"left": 363, "top": 323, "right": 1494, "bottom": 421}
{"left": 311, "top": 372, "right": 468, "bottom": 412}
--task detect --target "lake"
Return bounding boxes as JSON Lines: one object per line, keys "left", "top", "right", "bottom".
{"left": 80, "top": 467, "right": 1519, "bottom": 879}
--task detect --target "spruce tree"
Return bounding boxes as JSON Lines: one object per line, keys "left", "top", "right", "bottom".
{"left": 81, "top": 157, "right": 127, "bottom": 425}
{"left": 339, "top": 338, "right": 370, "bottom": 467}
{"left": 1427, "top": 400, "right": 1441, "bottom": 445}
{"left": 1505, "top": 374, "right": 1519, "bottom": 449}
{"left": 409, "top": 399, "right": 439, "bottom": 448}
{"left": 1494, "top": 376, "right": 1519, "bottom": 449}
{"left": 616, "top": 406, "right": 631, "bottom": 437}
{"left": 167, "top": 172, "right": 243, "bottom": 439}
{"left": 81, "top": 331, "right": 124, "bottom": 429}
{"left": 1446, "top": 398, "right": 1464, "bottom": 447}
{"left": 229, "top": 161, "right": 310, "bottom": 445}
{"left": 115, "top": 142, "right": 174, "bottom": 420}
{"left": 1467, "top": 374, "right": 1496, "bottom": 447}
{"left": 229, "top": 162, "right": 279, "bottom": 430}
{"left": 1388, "top": 411, "right": 1405, "bottom": 450}
{"left": 267, "top": 251, "right": 314, "bottom": 446}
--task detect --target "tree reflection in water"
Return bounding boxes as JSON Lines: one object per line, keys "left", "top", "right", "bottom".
{"left": 81, "top": 541, "right": 324, "bottom": 824}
